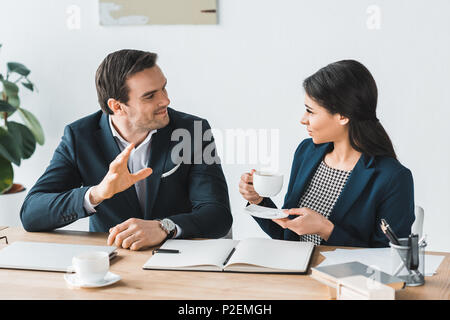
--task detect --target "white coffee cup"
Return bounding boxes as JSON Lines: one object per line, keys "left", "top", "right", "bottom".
{"left": 72, "top": 251, "right": 109, "bottom": 284}
{"left": 252, "top": 171, "right": 283, "bottom": 197}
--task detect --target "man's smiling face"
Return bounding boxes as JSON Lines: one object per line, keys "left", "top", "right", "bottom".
{"left": 121, "top": 64, "right": 170, "bottom": 131}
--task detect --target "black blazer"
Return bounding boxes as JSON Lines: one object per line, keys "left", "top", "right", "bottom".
{"left": 254, "top": 138, "right": 415, "bottom": 247}
{"left": 20, "top": 108, "right": 232, "bottom": 238}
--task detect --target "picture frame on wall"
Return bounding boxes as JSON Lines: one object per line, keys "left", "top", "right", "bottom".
{"left": 99, "top": 0, "right": 217, "bottom": 25}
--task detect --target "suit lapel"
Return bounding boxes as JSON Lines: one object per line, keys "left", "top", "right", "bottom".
{"left": 285, "top": 141, "right": 376, "bottom": 227}
{"left": 284, "top": 142, "right": 332, "bottom": 209}
{"left": 95, "top": 113, "right": 121, "bottom": 165}
{"left": 329, "top": 153, "right": 375, "bottom": 225}
{"left": 282, "top": 143, "right": 331, "bottom": 241}
{"left": 144, "top": 124, "right": 172, "bottom": 219}
{"left": 94, "top": 113, "right": 142, "bottom": 217}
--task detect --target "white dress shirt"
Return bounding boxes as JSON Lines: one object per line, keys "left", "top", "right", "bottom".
{"left": 83, "top": 116, "right": 181, "bottom": 237}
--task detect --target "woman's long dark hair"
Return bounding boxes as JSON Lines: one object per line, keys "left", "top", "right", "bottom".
{"left": 303, "top": 60, "right": 397, "bottom": 159}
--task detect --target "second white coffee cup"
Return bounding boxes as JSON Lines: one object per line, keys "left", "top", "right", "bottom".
{"left": 72, "top": 251, "right": 109, "bottom": 284}
{"left": 252, "top": 171, "right": 283, "bottom": 197}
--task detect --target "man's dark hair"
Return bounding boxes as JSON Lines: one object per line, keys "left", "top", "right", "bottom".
{"left": 95, "top": 49, "right": 158, "bottom": 114}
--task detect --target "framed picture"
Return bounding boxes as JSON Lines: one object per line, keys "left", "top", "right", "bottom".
{"left": 99, "top": 0, "right": 217, "bottom": 25}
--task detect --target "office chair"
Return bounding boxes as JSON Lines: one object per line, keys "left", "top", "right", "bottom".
{"left": 222, "top": 227, "right": 233, "bottom": 239}
{"left": 412, "top": 205, "right": 424, "bottom": 239}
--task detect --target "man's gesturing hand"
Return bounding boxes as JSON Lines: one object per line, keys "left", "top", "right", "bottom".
{"left": 90, "top": 144, "right": 153, "bottom": 205}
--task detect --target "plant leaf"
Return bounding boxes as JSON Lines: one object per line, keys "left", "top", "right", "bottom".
{"left": 0, "top": 93, "right": 17, "bottom": 117}
{"left": 17, "top": 108, "right": 45, "bottom": 145}
{"left": 7, "top": 95, "right": 20, "bottom": 108}
{"left": 7, "top": 121, "right": 36, "bottom": 159}
{"left": 0, "top": 100, "right": 16, "bottom": 113}
{"left": 7, "top": 62, "right": 30, "bottom": 77}
{"left": 0, "top": 127, "right": 21, "bottom": 166}
{"left": 0, "top": 156, "right": 14, "bottom": 194}
{"left": 2, "top": 80, "right": 19, "bottom": 97}
{"left": 22, "top": 81, "right": 34, "bottom": 91}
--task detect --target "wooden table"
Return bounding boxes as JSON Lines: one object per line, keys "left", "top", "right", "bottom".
{"left": 0, "top": 227, "right": 448, "bottom": 300}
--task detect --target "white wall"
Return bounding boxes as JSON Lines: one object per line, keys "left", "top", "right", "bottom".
{"left": 1, "top": 0, "right": 449, "bottom": 251}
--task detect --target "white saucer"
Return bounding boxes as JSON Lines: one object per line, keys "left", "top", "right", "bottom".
{"left": 64, "top": 271, "right": 121, "bottom": 288}
{"left": 244, "top": 204, "right": 288, "bottom": 219}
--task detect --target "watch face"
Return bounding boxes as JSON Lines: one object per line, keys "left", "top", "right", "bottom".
{"left": 162, "top": 219, "right": 175, "bottom": 232}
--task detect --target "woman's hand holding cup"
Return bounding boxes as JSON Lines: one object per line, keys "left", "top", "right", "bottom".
{"left": 239, "top": 169, "right": 264, "bottom": 205}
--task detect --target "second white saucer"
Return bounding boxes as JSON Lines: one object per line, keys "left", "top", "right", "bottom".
{"left": 64, "top": 271, "right": 121, "bottom": 288}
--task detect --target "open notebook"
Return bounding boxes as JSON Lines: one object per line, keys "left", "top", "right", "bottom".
{"left": 143, "top": 238, "right": 315, "bottom": 274}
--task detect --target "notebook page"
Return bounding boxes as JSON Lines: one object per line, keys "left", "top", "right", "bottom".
{"left": 143, "top": 239, "right": 238, "bottom": 269}
{"left": 226, "top": 238, "right": 314, "bottom": 271}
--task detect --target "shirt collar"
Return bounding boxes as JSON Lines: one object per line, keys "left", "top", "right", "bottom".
{"left": 108, "top": 115, "right": 157, "bottom": 149}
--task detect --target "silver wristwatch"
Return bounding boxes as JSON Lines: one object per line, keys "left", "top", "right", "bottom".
{"left": 159, "top": 218, "right": 176, "bottom": 239}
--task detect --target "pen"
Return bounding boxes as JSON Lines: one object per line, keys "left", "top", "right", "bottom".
{"left": 409, "top": 234, "right": 419, "bottom": 270}
{"left": 0, "top": 236, "right": 7, "bottom": 244}
{"left": 418, "top": 234, "right": 427, "bottom": 246}
{"left": 152, "top": 248, "right": 180, "bottom": 254}
{"left": 223, "top": 247, "right": 236, "bottom": 266}
{"left": 380, "top": 219, "right": 400, "bottom": 245}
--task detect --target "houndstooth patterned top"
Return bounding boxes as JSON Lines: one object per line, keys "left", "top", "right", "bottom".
{"left": 297, "top": 160, "right": 352, "bottom": 246}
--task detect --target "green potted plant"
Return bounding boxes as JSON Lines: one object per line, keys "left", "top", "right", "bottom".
{"left": 0, "top": 44, "right": 45, "bottom": 226}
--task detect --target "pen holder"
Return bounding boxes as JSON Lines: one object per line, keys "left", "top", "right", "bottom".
{"left": 390, "top": 238, "right": 425, "bottom": 287}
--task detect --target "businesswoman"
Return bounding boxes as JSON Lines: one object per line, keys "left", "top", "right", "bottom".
{"left": 239, "top": 60, "right": 415, "bottom": 247}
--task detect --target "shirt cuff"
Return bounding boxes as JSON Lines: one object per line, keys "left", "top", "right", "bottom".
{"left": 83, "top": 187, "right": 99, "bottom": 214}
{"left": 174, "top": 224, "right": 182, "bottom": 238}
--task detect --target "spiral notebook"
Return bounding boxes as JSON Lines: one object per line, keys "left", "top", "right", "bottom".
{"left": 143, "top": 238, "right": 315, "bottom": 274}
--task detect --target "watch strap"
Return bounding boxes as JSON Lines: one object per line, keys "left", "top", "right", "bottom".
{"left": 159, "top": 219, "right": 176, "bottom": 239}
{"left": 167, "top": 228, "right": 176, "bottom": 239}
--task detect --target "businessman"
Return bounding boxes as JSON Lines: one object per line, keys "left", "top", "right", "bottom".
{"left": 20, "top": 49, "right": 232, "bottom": 250}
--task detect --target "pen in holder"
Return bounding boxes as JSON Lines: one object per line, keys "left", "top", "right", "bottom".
{"left": 390, "top": 237, "right": 426, "bottom": 286}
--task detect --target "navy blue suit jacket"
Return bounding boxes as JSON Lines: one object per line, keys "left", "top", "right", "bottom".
{"left": 254, "top": 138, "right": 415, "bottom": 247}
{"left": 20, "top": 108, "right": 232, "bottom": 238}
